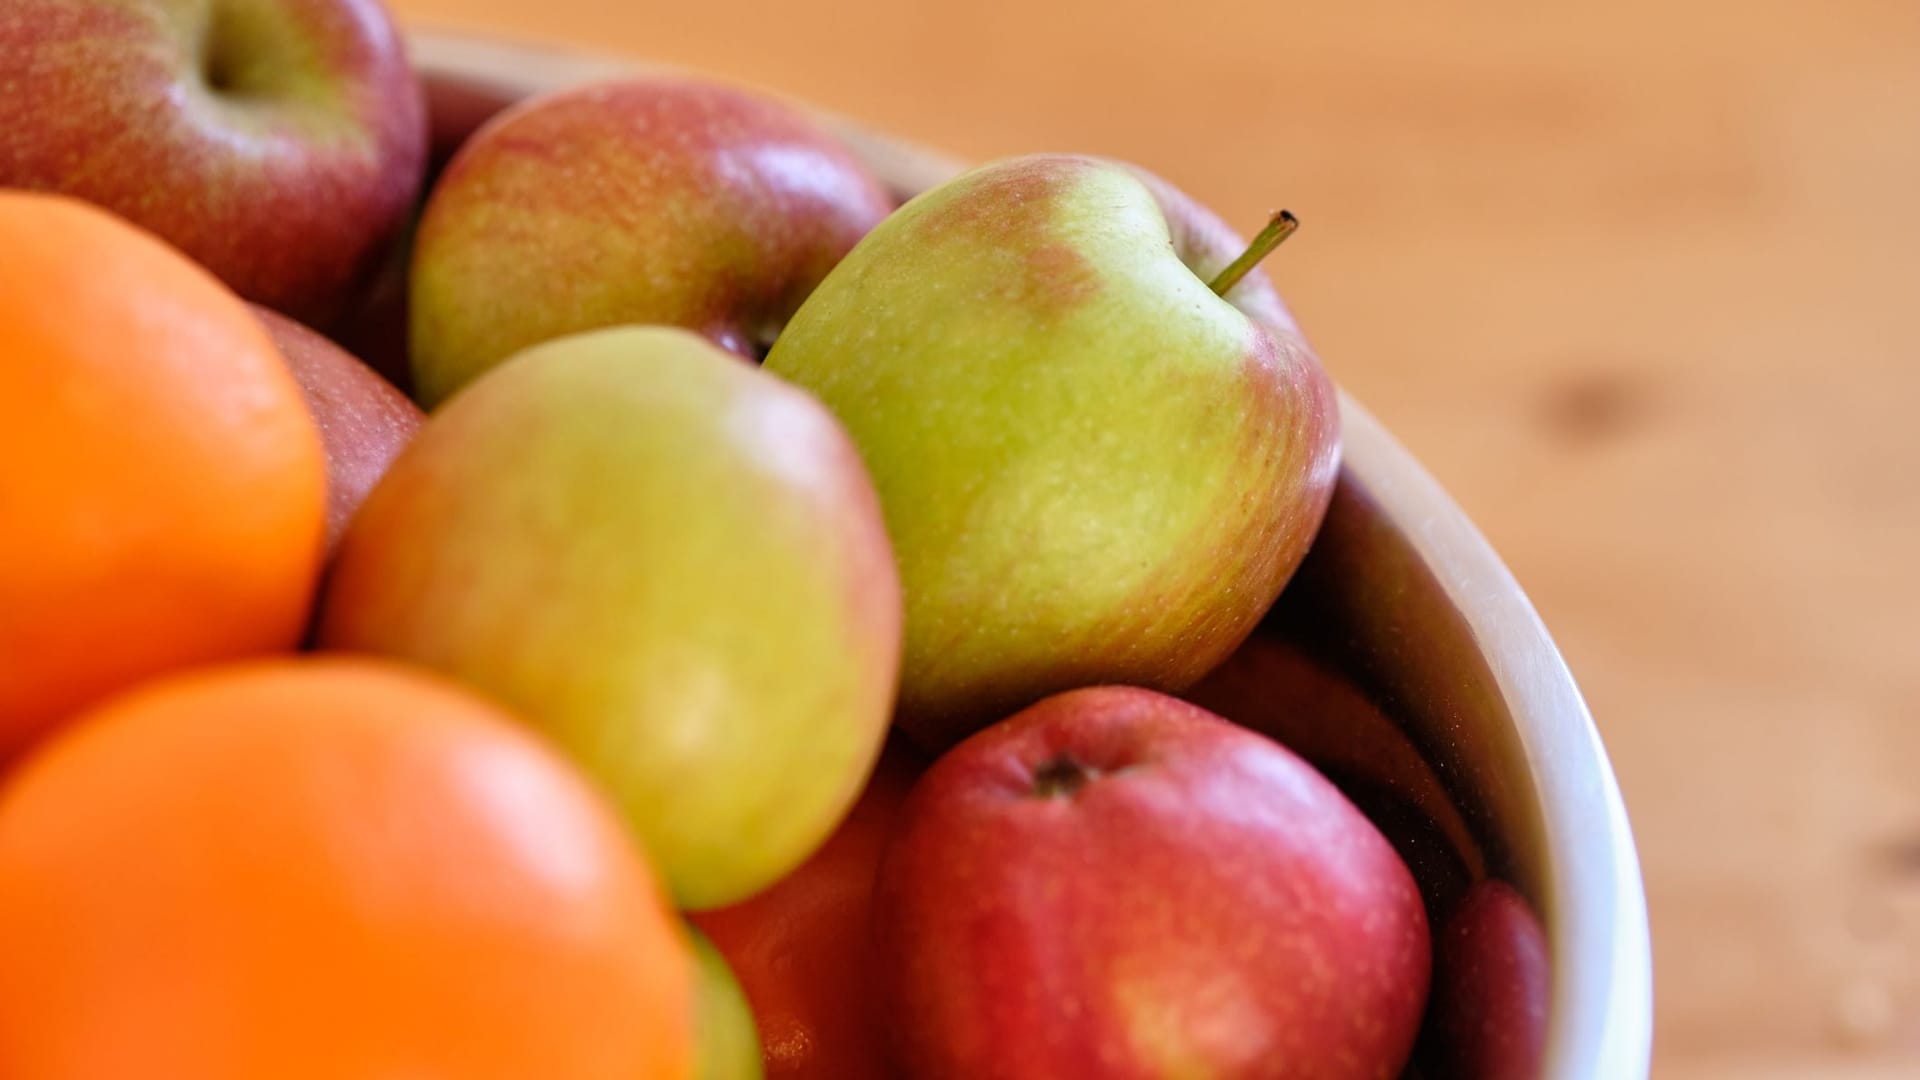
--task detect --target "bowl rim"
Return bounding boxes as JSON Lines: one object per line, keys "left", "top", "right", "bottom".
{"left": 405, "top": 29, "right": 1655, "bottom": 1077}
{"left": 1328, "top": 401, "right": 1653, "bottom": 1079}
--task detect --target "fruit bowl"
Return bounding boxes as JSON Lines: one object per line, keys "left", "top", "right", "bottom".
{"left": 408, "top": 30, "right": 1651, "bottom": 1078}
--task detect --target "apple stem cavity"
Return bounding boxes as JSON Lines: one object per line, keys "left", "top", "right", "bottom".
{"left": 1207, "top": 210, "right": 1299, "bottom": 297}
{"left": 199, "top": 12, "right": 244, "bottom": 95}
{"left": 1032, "top": 755, "right": 1094, "bottom": 798}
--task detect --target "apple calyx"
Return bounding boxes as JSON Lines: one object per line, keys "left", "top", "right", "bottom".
{"left": 1207, "top": 210, "right": 1299, "bottom": 296}
{"left": 197, "top": 11, "right": 253, "bottom": 97}
{"left": 1032, "top": 755, "right": 1094, "bottom": 798}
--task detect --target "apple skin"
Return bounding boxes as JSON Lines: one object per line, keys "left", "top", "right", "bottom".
{"left": 316, "top": 326, "right": 901, "bottom": 910}
{"left": 691, "top": 741, "right": 921, "bottom": 1080}
{"left": 251, "top": 306, "right": 420, "bottom": 557}
{"left": 872, "top": 686, "right": 1429, "bottom": 1080}
{"left": 1119, "top": 164, "right": 1302, "bottom": 334}
{"left": 1423, "top": 880, "right": 1550, "bottom": 1080}
{"left": 1182, "top": 632, "right": 1483, "bottom": 916}
{"left": 689, "top": 928, "right": 765, "bottom": 1080}
{"left": 324, "top": 72, "right": 538, "bottom": 395}
{"left": 0, "top": 0, "right": 426, "bottom": 325}
{"left": 764, "top": 154, "right": 1339, "bottom": 749}
{"left": 408, "top": 76, "right": 894, "bottom": 407}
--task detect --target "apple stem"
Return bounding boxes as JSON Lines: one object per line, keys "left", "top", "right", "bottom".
{"left": 1207, "top": 210, "right": 1299, "bottom": 297}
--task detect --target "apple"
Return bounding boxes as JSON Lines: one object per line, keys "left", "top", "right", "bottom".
{"left": 324, "top": 72, "right": 535, "bottom": 394}
{"left": 251, "top": 306, "right": 420, "bottom": 557}
{"left": 1423, "top": 880, "right": 1550, "bottom": 1080}
{"left": 689, "top": 928, "right": 764, "bottom": 1080}
{"left": 692, "top": 741, "right": 922, "bottom": 1080}
{"left": 317, "top": 326, "right": 901, "bottom": 910}
{"left": 873, "top": 686, "right": 1429, "bottom": 1079}
{"left": 764, "top": 154, "right": 1339, "bottom": 749}
{"left": 407, "top": 75, "right": 894, "bottom": 407}
{"left": 0, "top": 0, "right": 427, "bottom": 325}
{"left": 1183, "top": 631, "right": 1482, "bottom": 915}
{"left": 1119, "top": 164, "right": 1304, "bottom": 333}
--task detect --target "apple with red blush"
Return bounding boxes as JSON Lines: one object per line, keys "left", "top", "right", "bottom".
{"left": 0, "top": 0, "right": 427, "bottom": 324}
{"left": 406, "top": 75, "right": 895, "bottom": 407}
{"left": 251, "top": 306, "right": 421, "bottom": 557}
{"left": 873, "top": 686, "right": 1430, "bottom": 1079}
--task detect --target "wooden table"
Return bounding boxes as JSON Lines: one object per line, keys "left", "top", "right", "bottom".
{"left": 390, "top": 1, "right": 1920, "bottom": 1073}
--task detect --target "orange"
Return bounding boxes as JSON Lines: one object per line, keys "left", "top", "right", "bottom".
{"left": 0, "top": 192, "right": 325, "bottom": 757}
{"left": 0, "top": 656, "right": 695, "bottom": 1080}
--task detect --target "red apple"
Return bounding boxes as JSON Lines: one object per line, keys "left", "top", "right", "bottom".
{"left": 251, "top": 306, "right": 421, "bottom": 556}
{"left": 0, "top": 0, "right": 427, "bottom": 325}
{"left": 406, "top": 75, "right": 895, "bottom": 406}
{"left": 692, "top": 742, "right": 922, "bottom": 1080}
{"left": 1424, "top": 880, "right": 1550, "bottom": 1080}
{"left": 1183, "top": 632, "right": 1483, "bottom": 915}
{"left": 873, "top": 686, "right": 1430, "bottom": 1079}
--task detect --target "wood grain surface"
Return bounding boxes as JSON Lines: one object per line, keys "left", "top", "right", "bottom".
{"left": 387, "top": 1, "right": 1920, "bottom": 1074}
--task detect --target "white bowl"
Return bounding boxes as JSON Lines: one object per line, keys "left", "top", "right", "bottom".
{"left": 406, "top": 31, "right": 1654, "bottom": 1078}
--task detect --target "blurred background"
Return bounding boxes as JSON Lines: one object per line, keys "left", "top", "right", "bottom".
{"left": 389, "top": 0, "right": 1919, "bottom": 1074}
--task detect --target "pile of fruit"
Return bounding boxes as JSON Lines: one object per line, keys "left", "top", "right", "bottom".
{"left": 0, "top": 1, "right": 1550, "bottom": 1077}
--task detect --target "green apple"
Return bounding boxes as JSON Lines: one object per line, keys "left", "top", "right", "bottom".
{"left": 316, "top": 326, "right": 901, "bottom": 909}
{"left": 407, "top": 76, "right": 894, "bottom": 407}
{"left": 765, "top": 154, "right": 1339, "bottom": 748}
{"left": 0, "top": 0, "right": 427, "bottom": 325}
{"left": 689, "top": 928, "right": 764, "bottom": 1080}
